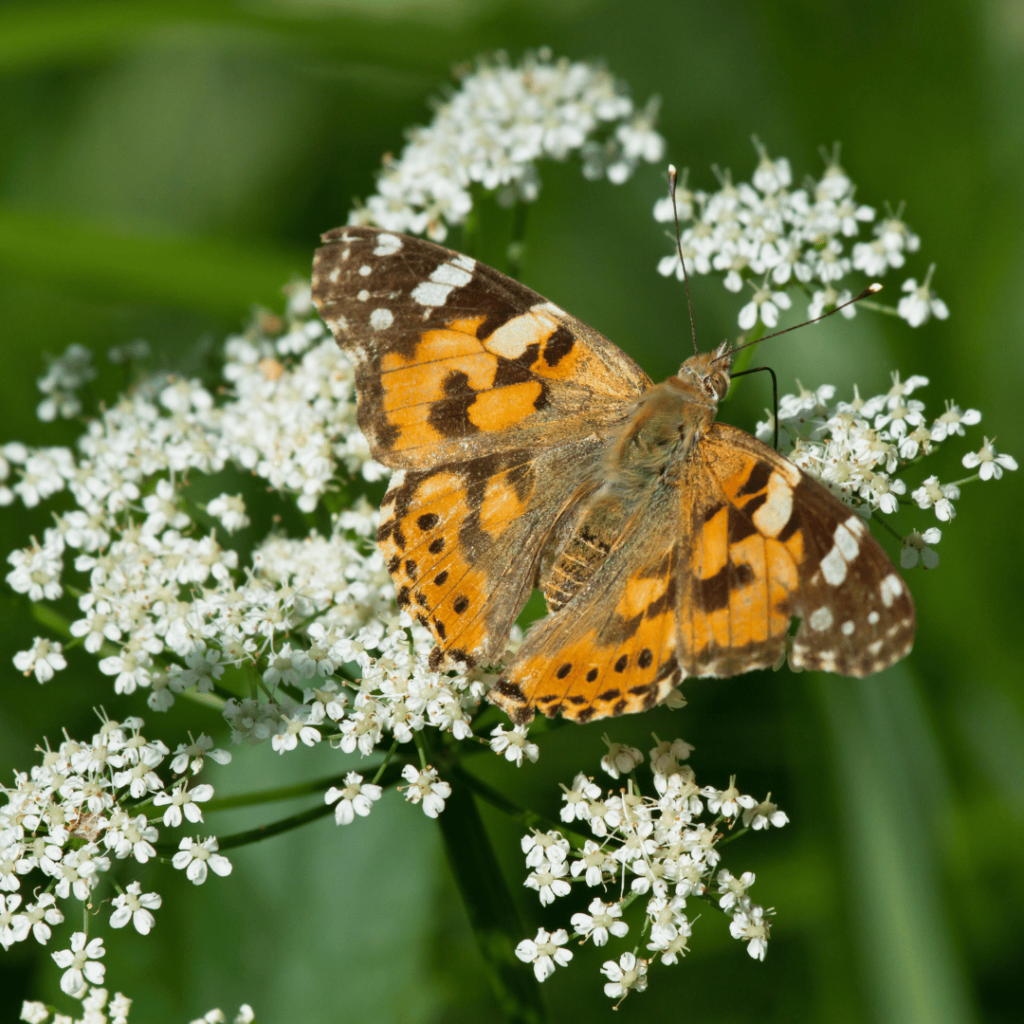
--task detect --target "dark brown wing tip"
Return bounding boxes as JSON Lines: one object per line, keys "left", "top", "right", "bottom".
{"left": 487, "top": 678, "right": 535, "bottom": 725}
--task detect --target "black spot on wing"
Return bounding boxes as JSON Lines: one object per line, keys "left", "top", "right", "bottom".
{"left": 697, "top": 565, "right": 730, "bottom": 612}
{"left": 427, "top": 370, "right": 480, "bottom": 438}
{"left": 727, "top": 504, "right": 758, "bottom": 544}
{"left": 542, "top": 325, "right": 575, "bottom": 366}
{"left": 738, "top": 460, "right": 772, "bottom": 496}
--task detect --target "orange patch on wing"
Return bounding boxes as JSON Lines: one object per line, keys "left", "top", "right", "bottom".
{"left": 727, "top": 537, "right": 770, "bottom": 646}
{"left": 385, "top": 406, "right": 444, "bottom": 449}
{"left": 445, "top": 315, "right": 487, "bottom": 335}
{"left": 381, "top": 352, "right": 496, "bottom": 412}
{"left": 477, "top": 472, "right": 534, "bottom": 535}
{"left": 381, "top": 328, "right": 481, "bottom": 372}
{"left": 690, "top": 605, "right": 731, "bottom": 652}
{"left": 695, "top": 507, "right": 728, "bottom": 579}
{"left": 467, "top": 381, "right": 544, "bottom": 431}
{"left": 614, "top": 573, "right": 668, "bottom": 622}
{"left": 765, "top": 538, "right": 798, "bottom": 629}
{"left": 529, "top": 341, "right": 584, "bottom": 383}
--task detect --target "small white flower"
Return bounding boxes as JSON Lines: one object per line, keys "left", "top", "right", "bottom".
{"left": 170, "top": 734, "right": 232, "bottom": 776}
{"left": 729, "top": 905, "right": 770, "bottom": 960}
{"left": 600, "top": 736, "right": 643, "bottom": 778}
{"left": 911, "top": 475, "right": 960, "bottom": 522}
{"left": 702, "top": 776, "right": 748, "bottom": 818}
{"left": 738, "top": 281, "right": 792, "bottom": 330}
{"left": 897, "top": 265, "right": 949, "bottom": 327}
{"left": 400, "top": 764, "right": 451, "bottom": 818}
{"left": 807, "top": 286, "right": 856, "bottom": 321}
{"left": 601, "top": 951, "right": 648, "bottom": 1001}
{"left": 524, "top": 855, "right": 572, "bottom": 905}
{"left": 12, "top": 637, "right": 66, "bottom": 683}
{"left": 207, "top": 493, "right": 250, "bottom": 532}
{"left": 109, "top": 880, "right": 162, "bottom": 934}
{"left": 515, "top": 927, "right": 573, "bottom": 982}
{"left": 962, "top": 437, "right": 1017, "bottom": 480}
{"left": 741, "top": 793, "right": 789, "bottom": 830}
{"left": 560, "top": 772, "right": 602, "bottom": 823}
{"left": 171, "top": 837, "right": 233, "bottom": 885}
{"left": 570, "top": 839, "right": 618, "bottom": 887}
{"left": 325, "top": 772, "right": 382, "bottom": 825}
{"left": 153, "top": 783, "right": 214, "bottom": 827}
{"left": 489, "top": 724, "right": 539, "bottom": 766}
{"left": 716, "top": 868, "right": 756, "bottom": 911}
{"left": 930, "top": 401, "right": 980, "bottom": 441}
{"left": 0, "top": 894, "right": 28, "bottom": 950}
{"left": 901, "top": 527, "right": 941, "bottom": 569}
{"left": 521, "top": 830, "right": 569, "bottom": 869}
{"left": 570, "top": 897, "right": 629, "bottom": 946}
{"left": 51, "top": 931, "right": 105, "bottom": 995}
{"left": 18, "top": 893, "right": 64, "bottom": 945}
{"left": 19, "top": 1000, "right": 51, "bottom": 1023}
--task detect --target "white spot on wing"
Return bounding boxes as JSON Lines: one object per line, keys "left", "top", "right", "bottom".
{"left": 451, "top": 253, "right": 475, "bottom": 272}
{"left": 486, "top": 311, "right": 550, "bottom": 359}
{"left": 809, "top": 607, "right": 834, "bottom": 631}
{"left": 430, "top": 262, "right": 473, "bottom": 288}
{"left": 538, "top": 301, "right": 568, "bottom": 318}
{"left": 751, "top": 472, "right": 793, "bottom": 537}
{"left": 370, "top": 308, "right": 394, "bottom": 330}
{"left": 868, "top": 611, "right": 880, "bottom": 625}
{"left": 820, "top": 546, "right": 847, "bottom": 586}
{"left": 411, "top": 280, "right": 453, "bottom": 307}
{"left": 329, "top": 267, "right": 340, "bottom": 283}
{"left": 359, "top": 265, "right": 372, "bottom": 277}
{"left": 373, "top": 233, "right": 402, "bottom": 256}
{"left": 833, "top": 522, "right": 860, "bottom": 561}
{"left": 842, "top": 620, "right": 855, "bottom": 636}
{"left": 357, "top": 290, "right": 369, "bottom": 301}
{"left": 880, "top": 573, "right": 904, "bottom": 608}
{"left": 844, "top": 514, "right": 866, "bottom": 536}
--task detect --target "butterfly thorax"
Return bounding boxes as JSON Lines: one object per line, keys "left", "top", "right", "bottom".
{"left": 540, "top": 346, "right": 732, "bottom": 613}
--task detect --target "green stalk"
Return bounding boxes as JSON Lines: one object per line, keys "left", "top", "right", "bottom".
{"left": 435, "top": 779, "right": 547, "bottom": 1024}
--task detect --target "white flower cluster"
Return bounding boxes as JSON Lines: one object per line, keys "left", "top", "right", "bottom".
{"left": 514, "top": 738, "right": 783, "bottom": 1001}
{"left": 0, "top": 717, "right": 232, "bottom": 998}
{"left": 348, "top": 48, "right": 664, "bottom": 242}
{"left": 656, "top": 141, "right": 946, "bottom": 330}
{"left": 757, "top": 373, "right": 1016, "bottom": 569}
{"left": 3, "top": 285, "right": 511, "bottom": 790}
{"left": 19, "top": 991, "right": 254, "bottom": 1024}
{"left": 34, "top": 343, "right": 97, "bottom": 423}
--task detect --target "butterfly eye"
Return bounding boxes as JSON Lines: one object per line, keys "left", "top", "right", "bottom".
{"left": 703, "top": 370, "right": 729, "bottom": 400}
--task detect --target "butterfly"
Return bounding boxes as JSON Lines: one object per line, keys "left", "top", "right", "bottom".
{"left": 311, "top": 226, "right": 915, "bottom": 725}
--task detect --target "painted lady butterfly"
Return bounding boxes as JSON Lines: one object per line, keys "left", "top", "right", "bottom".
{"left": 312, "top": 227, "right": 914, "bottom": 725}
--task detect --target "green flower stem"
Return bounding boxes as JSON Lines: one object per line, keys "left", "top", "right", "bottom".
{"left": 202, "top": 769, "right": 380, "bottom": 811}
{"left": 207, "top": 761, "right": 409, "bottom": 851}
{"left": 450, "top": 764, "right": 585, "bottom": 845}
{"left": 436, "top": 776, "right": 547, "bottom": 1024}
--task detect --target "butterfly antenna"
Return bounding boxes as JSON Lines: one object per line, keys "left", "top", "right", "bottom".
{"left": 668, "top": 165, "right": 700, "bottom": 356}
{"left": 726, "top": 283, "right": 882, "bottom": 359}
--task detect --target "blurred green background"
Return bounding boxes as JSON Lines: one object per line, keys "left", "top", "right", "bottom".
{"left": 1, "top": 1, "right": 1022, "bottom": 1022}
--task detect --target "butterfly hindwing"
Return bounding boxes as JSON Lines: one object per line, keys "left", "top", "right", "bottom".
{"left": 490, "top": 482, "right": 684, "bottom": 724}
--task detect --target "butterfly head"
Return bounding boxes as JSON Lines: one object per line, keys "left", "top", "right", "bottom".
{"left": 675, "top": 339, "right": 733, "bottom": 408}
